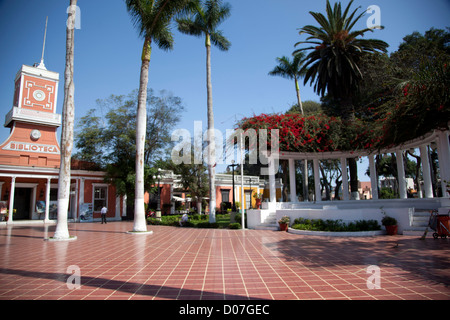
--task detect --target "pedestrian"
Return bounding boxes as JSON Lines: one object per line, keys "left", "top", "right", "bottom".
{"left": 179, "top": 213, "right": 188, "bottom": 226}
{"left": 101, "top": 206, "right": 107, "bottom": 224}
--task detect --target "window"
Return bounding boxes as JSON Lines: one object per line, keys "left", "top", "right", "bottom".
{"left": 221, "top": 190, "right": 230, "bottom": 203}
{"left": 93, "top": 186, "right": 107, "bottom": 212}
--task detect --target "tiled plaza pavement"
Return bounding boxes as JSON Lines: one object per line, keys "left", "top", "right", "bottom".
{"left": 0, "top": 221, "right": 449, "bottom": 301}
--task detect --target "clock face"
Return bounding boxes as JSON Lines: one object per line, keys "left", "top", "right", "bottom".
{"left": 30, "top": 129, "right": 41, "bottom": 141}
{"left": 33, "top": 89, "right": 46, "bottom": 102}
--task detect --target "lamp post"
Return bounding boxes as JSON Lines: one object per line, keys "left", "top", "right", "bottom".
{"left": 227, "top": 160, "right": 238, "bottom": 212}
{"left": 153, "top": 168, "right": 162, "bottom": 220}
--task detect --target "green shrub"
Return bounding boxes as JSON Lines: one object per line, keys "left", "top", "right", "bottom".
{"left": 191, "top": 214, "right": 208, "bottom": 221}
{"left": 228, "top": 223, "right": 241, "bottom": 229}
{"left": 292, "top": 218, "right": 381, "bottom": 232}
{"left": 234, "top": 213, "right": 247, "bottom": 227}
{"left": 379, "top": 187, "right": 397, "bottom": 199}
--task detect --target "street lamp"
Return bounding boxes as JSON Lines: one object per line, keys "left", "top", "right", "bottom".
{"left": 227, "top": 160, "right": 238, "bottom": 212}
{"left": 153, "top": 168, "right": 162, "bottom": 220}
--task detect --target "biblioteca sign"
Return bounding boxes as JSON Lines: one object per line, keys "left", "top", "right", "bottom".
{"left": 2, "top": 141, "right": 59, "bottom": 154}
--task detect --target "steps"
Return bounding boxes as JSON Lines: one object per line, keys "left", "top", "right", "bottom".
{"left": 403, "top": 208, "right": 433, "bottom": 237}
{"left": 254, "top": 212, "right": 279, "bottom": 230}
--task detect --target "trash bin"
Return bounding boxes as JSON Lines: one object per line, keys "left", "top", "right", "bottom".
{"left": 434, "top": 215, "right": 450, "bottom": 238}
{"left": 437, "top": 215, "right": 449, "bottom": 234}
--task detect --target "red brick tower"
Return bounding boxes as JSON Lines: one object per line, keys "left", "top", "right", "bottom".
{"left": 0, "top": 63, "right": 61, "bottom": 168}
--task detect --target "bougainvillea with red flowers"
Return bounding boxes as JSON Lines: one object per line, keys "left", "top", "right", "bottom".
{"left": 237, "top": 62, "right": 448, "bottom": 154}
{"left": 238, "top": 113, "right": 384, "bottom": 153}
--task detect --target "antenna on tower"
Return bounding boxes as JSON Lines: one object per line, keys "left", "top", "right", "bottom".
{"left": 37, "top": 16, "right": 48, "bottom": 70}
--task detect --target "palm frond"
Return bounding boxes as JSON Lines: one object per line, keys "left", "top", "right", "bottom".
{"left": 177, "top": 17, "right": 203, "bottom": 37}
{"left": 293, "top": 0, "right": 388, "bottom": 100}
{"left": 125, "top": 0, "right": 193, "bottom": 50}
{"left": 176, "top": 0, "right": 231, "bottom": 50}
{"left": 210, "top": 30, "right": 231, "bottom": 51}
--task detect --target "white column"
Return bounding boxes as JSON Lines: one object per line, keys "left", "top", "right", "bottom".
{"left": 44, "top": 178, "right": 51, "bottom": 222}
{"left": 396, "top": 150, "right": 407, "bottom": 199}
{"left": 8, "top": 176, "right": 16, "bottom": 224}
{"left": 115, "top": 195, "right": 121, "bottom": 220}
{"left": 288, "top": 158, "right": 297, "bottom": 202}
{"left": 269, "top": 157, "right": 276, "bottom": 204}
{"left": 79, "top": 178, "right": 85, "bottom": 204}
{"left": 368, "top": 155, "right": 379, "bottom": 200}
{"left": 340, "top": 158, "right": 349, "bottom": 201}
{"left": 313, "top": 158, "right": 321, "bottom": 202}
{"left": 303, "top": 160, "right": 309, "bottom": 202}
{"left": 436, "top": 131, "right": 450, "bottom": 197}
{"left": 122, "top": 194, "right": 127, "bottom": 218}
{"left": 419, "top": 144, "right": 433, "bottom": 198}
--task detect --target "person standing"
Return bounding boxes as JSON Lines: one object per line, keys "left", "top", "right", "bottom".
{"left": 101, "top": 206, "right": 107, "bottom": 224}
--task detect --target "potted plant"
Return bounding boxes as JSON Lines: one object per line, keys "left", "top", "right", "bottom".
{"left": 278, "top": 215, "right": 290, "bottom": 231}
{"left": 253, "top": 193, "right": 262, "bottom": 209}
{"left": 382, "top": 215, "right": 398, "bottom": 235}
{"left": 4, "top": 209, "right": 16, "bottom": 221}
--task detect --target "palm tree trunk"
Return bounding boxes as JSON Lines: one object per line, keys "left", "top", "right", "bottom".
{"left": 294, "top": 78, "right": 304, "bottom": 115}
{"left": 54, "top": 0, "right": 77, "bottom": 239}
{"left": 294, "top": 77, "right": 309, "bottom": 201}
{"left": 205, "top": 34, "right": 216, "bottom": 223}
{"left": 340, "top": 96, "right": 359, "bottom": 198}
{"left": 133, "top": 37, "right": 151, "bottom": 232}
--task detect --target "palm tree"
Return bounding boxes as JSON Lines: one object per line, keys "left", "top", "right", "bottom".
{"left": 125, "top": 0, "right": 193, "bottom": 232}
{"left": 268, "top": 53, "right": 308, "bottom": 202}
{"left": 53, "top": 0, "right": 77, "bottom": 240}
{"left": 268, "top": 53, "right": 307, "bottom": 115}
{"left": 293, "top": 0, "right": 388, "bottom": 198}
{"left": 177, "top": 0, "right": 231, "bottom": 223}
{"left": 294, "top": 0, "right": 388, "bottom": 115}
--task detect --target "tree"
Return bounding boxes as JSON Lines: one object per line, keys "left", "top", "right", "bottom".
{"left": 177, "top": 0, "right": 231, "bottom": 222}
{"left": 390, "top": 27, "right": 450, "bottom": 79}
{"left": 164, "top": 147, "right": 209, "bottom": 214}
{"left": 268, "top": 53, "right": 310, "bottom": 202}
{"left": 293, "top": 0, "right": 388, "bottom": 198}
{"left": 125, "top": 0, "right": 192, "bottom": 232}
{"left": 53, "top": 0, "right": 77, "bottom": 240}
{"left": 268, "top": 53, "right": 307, "bottom": 115}
{"left": 74, "top": 89, "right": 184, "bottom": 218}
{"left": 287, "top": 100, "right": 322, "bottom": 115}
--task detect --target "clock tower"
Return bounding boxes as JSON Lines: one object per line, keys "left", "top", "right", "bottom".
{"left": 0, "top": 63, "right": 61, "bottom": 168}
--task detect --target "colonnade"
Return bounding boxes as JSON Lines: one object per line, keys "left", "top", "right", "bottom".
{"left": 267, "top": 130, "right": 450, "bottom": 204}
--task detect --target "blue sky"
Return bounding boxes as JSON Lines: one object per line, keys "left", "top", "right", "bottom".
{"left": 0, "top": 0, "right": 449, "bottom": 180}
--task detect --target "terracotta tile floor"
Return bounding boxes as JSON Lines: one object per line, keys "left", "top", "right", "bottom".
{"left": 0, "top": 221, "right": 449, "bottom": 300}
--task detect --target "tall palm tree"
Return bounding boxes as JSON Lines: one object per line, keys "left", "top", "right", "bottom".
{"left": 294, "top": 0, "right": 388, "bottom": 115}
{"left": 53, "top": 0, "right": 77, "bottom": 240}
{"left": 125, "top": 0, "right": 193, "bottom": 232}
{"left": 268, "top": 53, "right": 308, "bottom": 202}
{"left": 268, "top": 52, "right": 307, "bottom": 115}
{"left": 177, "top": 0, "right": 231, "bottom": 223}
{"left": 293, "top": 0, "right": 388, "bottom": 198}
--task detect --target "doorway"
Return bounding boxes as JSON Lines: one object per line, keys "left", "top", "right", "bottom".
{"left": 13, "top": 188, "right": 32, "bottom": 220}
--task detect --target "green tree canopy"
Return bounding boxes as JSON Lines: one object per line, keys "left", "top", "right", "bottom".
{"left": 74, "top": 89, "right": 185, "bottom": 200}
